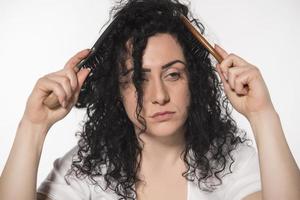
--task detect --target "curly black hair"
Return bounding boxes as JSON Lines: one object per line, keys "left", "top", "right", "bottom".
{"left": 66, "top": 0, "right": 250, "bottom": 199}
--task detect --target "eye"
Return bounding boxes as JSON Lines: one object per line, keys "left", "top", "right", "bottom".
{"left": 166, "top": 72, "right": 181, "bottom": 81}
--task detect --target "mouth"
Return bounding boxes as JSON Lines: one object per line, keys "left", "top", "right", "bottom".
{"left": 150, "top": 111, "right": 176, "bottom": 122}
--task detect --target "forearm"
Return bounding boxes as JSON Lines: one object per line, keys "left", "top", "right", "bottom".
{"left": 0, "top": 118, "right": 49, "bottom": 200}
{"left": 249, "top": 109, "right": 300, "bottom": 200}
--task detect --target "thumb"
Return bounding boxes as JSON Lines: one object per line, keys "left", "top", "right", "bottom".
{"left": 216, "top": 63, "right": 235, "bottom": 98}
{"left": 214, "top": 44, "right": 229, "bottom": 59}
{"left": 77, "top": 68, "right": 91, "bottom": 89}
{"left": 73, "top": 68, "right": 91, "bottom": 98}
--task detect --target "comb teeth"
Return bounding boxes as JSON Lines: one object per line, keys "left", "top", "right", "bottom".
{"left": 179, "top": 14, "right": 223, "bottom": 63}
{"left": 182, "top": 25, "right": 208, "bottom": 58}
{"left": 186, "top": 34, "right": 218, "bottom": 69}
{"left": 76, "top": 14, "right": 122, "bottom": 71}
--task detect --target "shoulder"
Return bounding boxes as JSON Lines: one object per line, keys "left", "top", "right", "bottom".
{"left": 38, "top": 145, "right": 119, "bottom": 200}
{"left": 218, "top": 143, "right": 262, "bottom": 200}
{"left": 188, "top": 143, "right": 261, "bottom": 200}
{"left": 230, "top": 143, "right": 259, "bottom": 171}
{"left": 53, "top": 145, "right": 79, "bottom": 172}
{"left": 37, "top": 145, "right": 88, "bottom": 199}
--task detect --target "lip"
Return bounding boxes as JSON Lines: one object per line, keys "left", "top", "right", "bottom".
{"left": 150, "top": 111, "right": 175, "bottom": 121}
{"left": 151, "top": 111, "right": 175, "bottom": 118}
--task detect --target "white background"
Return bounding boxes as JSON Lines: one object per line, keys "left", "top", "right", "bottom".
{"left": 0, "top": 0, "right": 299, "bottom": 187}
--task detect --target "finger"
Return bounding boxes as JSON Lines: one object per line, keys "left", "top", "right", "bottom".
{"left": 45, "top": 75, "right": 73, "bottom": 102}
{"left": 214, "top": 44, "right": 229, "bottom": 59}
{"left": 48, "top": 68, "right": 78, "bottom": 91}
{"left": 63, "top": 68, "right": 78, "bottom": 91}
{"left": 219, "top": 54, "right": 248, "bottom": 81}
{"left": 214, "top": 44, "right": 248, "bottom": 76}
{"left": 78, "top": 68, "right": 91, "bottom": 89}
{"left": 234, "top": 70, "right": 252, "bottom": 95}
{"left": 64, "top": 49, "right": 91, "bottom": 71}
{"left": 227, "top": 66, "right": 249, "bottom": 91}
{"left": 73, "top": 68, "right": 91, "bottom": 99}
{"left": 216, "top": 63, "right": 232, "bottom": 93}
{"left": 36, "top": 77, "right": 67, "bottom": 107}
{"left": 216, "top": 63, "right": 247, "bottom": 102}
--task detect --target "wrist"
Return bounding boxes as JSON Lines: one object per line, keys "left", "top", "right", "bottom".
{"left": 17, "top": 118, "right": 50, "bottom": 151}
{"left": 19, "top": 117, "right": 52, "bottom": 133}
{"left": 247, "top": 105, "right": 278, "bottom": 124}
{"left": 247, "top": 107, "right": 280, "bottom": 137}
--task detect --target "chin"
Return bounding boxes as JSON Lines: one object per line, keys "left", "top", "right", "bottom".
{"left": 132, "top": 115, "right": 187, "bottom": 137}
{"left": 145, "top": 122, "right": 185, "bottom": 137}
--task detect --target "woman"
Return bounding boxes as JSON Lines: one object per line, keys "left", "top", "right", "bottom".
{"left": 0, "top": 0, "right": 299, "bottom": 199}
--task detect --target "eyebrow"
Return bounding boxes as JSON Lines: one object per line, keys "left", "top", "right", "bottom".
{"left": 121, "top": 60, "right": 186, "bottom": 76}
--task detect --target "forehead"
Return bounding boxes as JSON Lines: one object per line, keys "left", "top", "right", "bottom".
{"left": 142, "top": 33, "right": 185, "bottom": 68}
{"left": 124, "top": 33, "right": 186, "bottom": 71}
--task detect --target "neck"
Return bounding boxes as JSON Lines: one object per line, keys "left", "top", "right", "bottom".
{"left": 135, "top": 127, "right": 186, "bottom": 167}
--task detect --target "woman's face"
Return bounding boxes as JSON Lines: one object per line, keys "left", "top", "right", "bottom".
{"left": 119, "top": 33, "right": 190, "bottom": 137}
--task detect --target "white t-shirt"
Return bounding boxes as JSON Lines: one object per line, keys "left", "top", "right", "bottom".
{"left": 38, "top": 144, "right": 261, "bottom": 200}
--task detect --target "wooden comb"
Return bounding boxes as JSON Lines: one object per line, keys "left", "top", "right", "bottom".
{"left": 179, "top": 14, "right": 223, "bottom": 64}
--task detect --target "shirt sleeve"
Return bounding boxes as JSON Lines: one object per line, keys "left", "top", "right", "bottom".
{"left": 37, "top": 146, "right": 91, "bottom": 200}
{"left": 222, "top": 143, "right": 262, "bottom": 200}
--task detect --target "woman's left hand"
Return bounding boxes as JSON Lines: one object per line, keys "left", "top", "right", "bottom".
{"left": 214, "top": 44, "right": 275, "bottom": 120}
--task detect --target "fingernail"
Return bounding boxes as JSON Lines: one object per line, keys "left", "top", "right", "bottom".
{"left": 80, "top": 67, "right": 91, "bottom": 72}
{"left": 77, "top": 59, "right": 86, "bottom": 68}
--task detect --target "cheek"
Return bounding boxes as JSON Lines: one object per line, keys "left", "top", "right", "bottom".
{"left": 178, "top": 92, "right": 190, "bottom": 118}
{"left": 171, "top": 82, "right": 190, "bottom": 107}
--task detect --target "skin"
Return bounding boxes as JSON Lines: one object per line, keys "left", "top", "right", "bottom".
{"left": 215, "top": 44, "right": 300, "bottom": 199}
{"left": 120, "top": 34, "right": 190, "bottom": 165}
{"left": 0, "top": 49, "right": 91, "bottom": 200}
{"left": 120, "top": 34, "right": 191, "bottom": 199}
{"left": 0, "top": 33, "right": 299, "bottom": 200}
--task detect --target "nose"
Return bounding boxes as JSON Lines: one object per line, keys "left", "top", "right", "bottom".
{"left": 148, "top": 78, "right": 170, "bottom": 105}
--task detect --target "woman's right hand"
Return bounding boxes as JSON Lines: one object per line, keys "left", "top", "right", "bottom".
{"left": 21, "top": 49, "right": 91, "bottom": 131}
